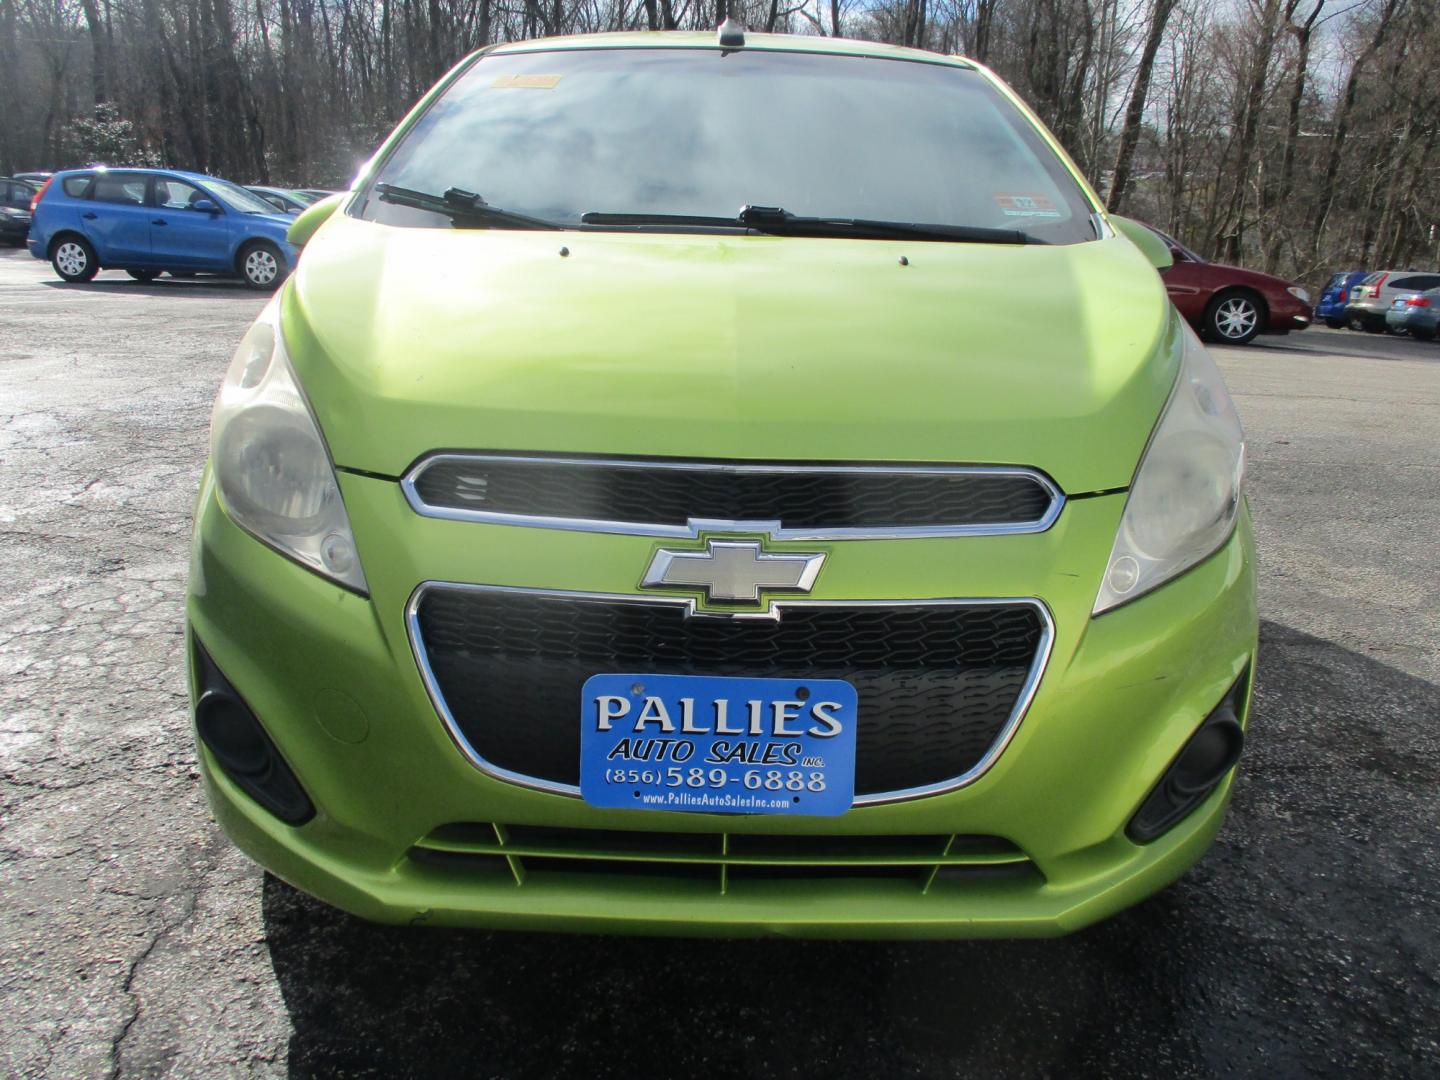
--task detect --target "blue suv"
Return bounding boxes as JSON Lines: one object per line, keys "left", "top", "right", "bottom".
{"left": 28, "top": 168, "right": 300, "bottom": 289}
{"left": 1315, "top": 270, "right": 1369, "bottom": 329}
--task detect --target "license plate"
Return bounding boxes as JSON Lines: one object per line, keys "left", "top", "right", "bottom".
{"left": 579, "top": 674, "right": 858, "bottom": 816}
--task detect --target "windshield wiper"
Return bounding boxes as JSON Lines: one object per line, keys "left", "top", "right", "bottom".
{"left": 580, "top": 211, "right": 744, "bottom": 230}
{"left": 579, "top": 205, "right": 1046, "bottom": 243}
{"left": 737, "top": 205, "right": 1047, "bottom": 245}
{"left": 375, "top": 184, "right": 560, "bottom": 230}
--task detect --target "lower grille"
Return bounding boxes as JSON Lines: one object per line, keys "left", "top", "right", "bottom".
{"left": 409, "top": 823, "right": 1041, "bottom": 893}
{"left": 410, "top": 585, "right": 1050, "bottom": 802}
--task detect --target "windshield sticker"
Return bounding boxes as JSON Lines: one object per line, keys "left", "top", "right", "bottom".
{"left": 492, "top": 74, "right": 563, "bottom": 89}
{"left": 994, "top": 194, "right": 1062, "bottom": 218}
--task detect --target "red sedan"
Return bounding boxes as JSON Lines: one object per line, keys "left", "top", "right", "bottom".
{"left": 1145, "top": 225, "right": 1312, "bottom": 346}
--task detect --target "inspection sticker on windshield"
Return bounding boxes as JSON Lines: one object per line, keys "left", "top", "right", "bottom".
{"left": 579, "top": 674, "right": 858, "bottom": 816}
{"left": 491, "top": 74, "right": 563, "bottom": 89}
{"left": 994, "top": 193, "right": 1062, "bottom": 218}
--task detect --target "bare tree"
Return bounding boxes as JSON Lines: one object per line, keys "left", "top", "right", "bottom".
{"left": 1, "top": 0, "right": 1434, "bottom": 281}
{"left": 1107, "top": 0, "right": 1176, "bottom": 214}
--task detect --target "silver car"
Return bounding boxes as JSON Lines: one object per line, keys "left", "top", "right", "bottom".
{"left": 1384, "top": 287, "right": 1440, "bottom": 341}
{"left": 1346, "top": 270, "right": 1440, "bottom": 332}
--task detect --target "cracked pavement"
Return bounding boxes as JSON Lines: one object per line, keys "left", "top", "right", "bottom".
{"left": 1, "top": 246, "right": 1437, "bottom": 1078}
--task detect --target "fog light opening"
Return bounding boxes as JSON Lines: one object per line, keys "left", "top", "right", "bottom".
{"left": 1169, "top": 715, "right": 1244, "bottom": 796}
{"left": 191, "top": 636, "right": 316, "bottom": 826}
{"left": 1127, "top": 673, "right": 1249, "bottom": 844}
{"left": 195, "top": 690, "right": 271, "bottom": 776}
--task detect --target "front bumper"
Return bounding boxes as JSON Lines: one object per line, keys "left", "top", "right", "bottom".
{"left": 187, "top": 470, "right": 1257, "bottom": 938}
{"left": 1267, "top": 294, "right": 1310, "bottom": 333}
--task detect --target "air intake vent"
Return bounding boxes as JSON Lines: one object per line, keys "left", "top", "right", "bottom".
{"left": 408, "top": 585, "right": 1052, "bottom": 803}
{"left": 408, "top": 822, "right": 1041, "bottom": 893}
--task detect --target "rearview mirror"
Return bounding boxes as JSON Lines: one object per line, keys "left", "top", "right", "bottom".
{"left": 1110, "top": 215, "right": 1174, "bottom": 271}
{"left": 288, "top": 193, "right": 346, "bottom": 248}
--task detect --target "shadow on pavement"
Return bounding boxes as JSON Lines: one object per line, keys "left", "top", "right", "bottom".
{"left": 263, "top": 620, "right": 1440, "bottom": 1079}
{"left": 1237, "top": 331, "right": 1439, "bottom": 362}
{"left": 37, "top": 276, "right": 255, "bottom": 297}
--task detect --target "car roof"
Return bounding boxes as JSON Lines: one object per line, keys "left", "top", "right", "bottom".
{"left": 58, "top": 166, "right": 222, "bottom": 184}
{"left": 487, "top": 30, "right": 975, "bottom": 69}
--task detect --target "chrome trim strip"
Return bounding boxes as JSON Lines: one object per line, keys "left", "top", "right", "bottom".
{"left": 404, "top": 582, "right": 1055, "bottom": 807}
{"left": 400, "top": 454, "right": 1065, "bottom": 540}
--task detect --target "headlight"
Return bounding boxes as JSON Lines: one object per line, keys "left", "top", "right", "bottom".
{"left": 1094, "top": 321, "right": 1244, "bottom": 614}
{"left": 210, "top": 299, "right": 368, "bottom": 593}
{"left": 1287, "top": 286, "right": 1310, "bottom": 303}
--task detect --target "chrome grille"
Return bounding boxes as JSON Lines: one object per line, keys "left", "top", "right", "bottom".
{"left": 407, "top": 584, "right": 1052, "bottom": 804}
{"left": 402, "top": 454, "right": 1063, "bottom": 538}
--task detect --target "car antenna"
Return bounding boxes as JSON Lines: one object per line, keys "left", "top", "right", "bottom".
{"left": 717, "top": 16, "right": 745, "bottom": 49}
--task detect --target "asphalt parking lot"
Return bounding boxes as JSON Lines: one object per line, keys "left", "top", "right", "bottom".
{"left": 1, "top": 245, "right": 1437, "bottom": 1078}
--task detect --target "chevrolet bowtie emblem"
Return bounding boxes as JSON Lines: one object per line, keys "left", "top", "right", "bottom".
{"left": 642, "top": 540, "right": 825, "bottom": 604}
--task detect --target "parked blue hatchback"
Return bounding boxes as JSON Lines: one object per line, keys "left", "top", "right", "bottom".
{"left": 28, "top": 168, "right": 299, "bottom": 289}
{"left": 1315, "top": 270, "right": 1369, "bottom": 328}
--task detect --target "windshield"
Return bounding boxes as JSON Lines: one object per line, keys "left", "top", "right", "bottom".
{"left": 357, "top": 48, "right": 1097, "bottom": 244}
{"left": 201, "top": 178, "right": 284, "bottom": 215}
{"left": 1147, "top": 225, "right": 1204, "bottom": 263}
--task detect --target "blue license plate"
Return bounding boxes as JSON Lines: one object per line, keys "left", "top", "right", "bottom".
{"left": 579, "top": 673, "right": 858, "bottom": 816}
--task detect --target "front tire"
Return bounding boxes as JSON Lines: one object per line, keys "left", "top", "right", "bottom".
{"left": 126, "top": 269, "right": 160, "bottom": 282}
{"left": 52, "top": 236, "right": 98, "bottom": 283}
{"left": 1204, "top": 291, "right": 1263, "bottom": 345}
{"left": 1324, "top": 317, "right": 1347, "bottom": 329}
{"left": 238, "top": 241, "right": 286, "bottom": 290}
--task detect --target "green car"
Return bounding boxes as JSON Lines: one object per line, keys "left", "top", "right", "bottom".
{"left": 188, "top": 29, "right": 1256, "bottom": 938}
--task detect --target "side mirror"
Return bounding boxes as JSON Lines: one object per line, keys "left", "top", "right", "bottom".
{"left": 191, "top": 198, "right": 219, "bottom": 214}
{"left": 288, "top": 192, "right": 346, "bottom": 249}
{"left": 1110, "top": 215, "right": 1174, "bottom": 271}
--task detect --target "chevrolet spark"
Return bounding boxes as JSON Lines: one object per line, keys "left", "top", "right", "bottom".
{"left": 188, "top": 30, "right": 1256, "bottom": 938}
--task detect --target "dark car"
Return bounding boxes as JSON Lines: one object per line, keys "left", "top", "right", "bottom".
{"left": 246, "top": 186, "right": 321, "bottom": 214}
{"left": 28, "top": 168, "right": 299, "bottom": 288}
{"left": 1316, "top": 270, "right": 1368, "bottom": 328}
{"left": 0, "top": 177, "right": 37, "bottom": 243}
{"left": 1144, "top": 225, "right": 1311, "bottom": 345}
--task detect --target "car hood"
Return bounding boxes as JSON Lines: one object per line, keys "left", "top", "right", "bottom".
{"left": 283, "top": 215, "right": 1179, "bottom": 493}
{"left": 254, "top": 211, "right": 299, "bottom": 230}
